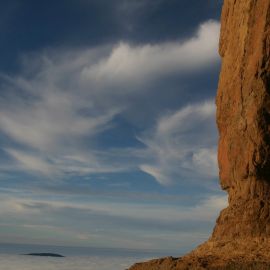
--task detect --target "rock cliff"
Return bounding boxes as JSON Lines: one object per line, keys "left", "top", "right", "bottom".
{"left": 128, "top": 0, "right": 270, "bottom": 269}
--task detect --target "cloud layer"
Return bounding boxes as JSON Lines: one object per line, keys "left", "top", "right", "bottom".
{"left": 0, "top": 192, "right": 227, "bottom": 249}
{"left": 0, "top": 254, "right": 139, "bottom": 270}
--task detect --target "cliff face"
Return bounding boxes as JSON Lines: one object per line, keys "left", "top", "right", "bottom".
{"left": 213, "top": 0, "right": 270, "bottom": 240}
{"left": 128, "top": 0, "right": 270, "bottom": 269}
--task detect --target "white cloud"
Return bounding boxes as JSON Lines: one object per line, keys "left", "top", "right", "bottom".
{"left": 0, "top": 20, "right": 219, "bottom": 178}
{"left": 81, "top": 20, "right": 220, "bottom": 85}
{"left": 5, "top": 149, "right": 54, "bottom": 175}
{"left": 0, "top": 88, "right": 118, "bottom": 152}
{"left": 192, "top": 147, "right": 218, "bottom": 178}
{"left": 139, "top": 100, "right": 218, "bottom": 185}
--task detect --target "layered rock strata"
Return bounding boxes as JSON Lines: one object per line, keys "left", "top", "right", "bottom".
{"left": 128, "top": 0, "right": 270, "bottom": 269}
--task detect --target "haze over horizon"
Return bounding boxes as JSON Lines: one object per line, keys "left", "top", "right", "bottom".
{"left": 0, "top": 0, "right": 225, "bottom": 253}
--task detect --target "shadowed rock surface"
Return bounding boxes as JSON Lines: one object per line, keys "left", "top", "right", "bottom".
{"left": 128, "top": 0, "right": 270, "bottom": 269}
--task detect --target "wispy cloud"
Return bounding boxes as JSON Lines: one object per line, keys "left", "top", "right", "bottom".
{"left": 0, "top": 20, "right": 219, "bottom": 180}
{"left": 5, "top": 149, "right": 54, "bottom": 175}
{"left": 81, "top": 20, "right": 220, "bottom": 85}
{"left": 0, "top": 193, "right": 227, "bottom": 233}
{"left": 139, "top": 100, "right": 218, "bottom": 185}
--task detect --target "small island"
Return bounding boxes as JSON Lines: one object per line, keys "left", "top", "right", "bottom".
{"left": 24, "top": 253, "right": 65, "bottom": 258}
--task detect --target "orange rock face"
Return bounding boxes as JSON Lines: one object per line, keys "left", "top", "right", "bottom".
{"left": 128, "top": 0, "right": 270, "bottom": 269}
{"left": 213, "top": 0, "right": 270, "bottom": 240}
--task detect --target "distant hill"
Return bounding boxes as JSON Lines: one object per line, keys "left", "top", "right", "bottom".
{"left": 24, "top": 253, "right": 65, "bottom": 258}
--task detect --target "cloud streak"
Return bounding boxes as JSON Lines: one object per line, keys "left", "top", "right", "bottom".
{"left": 81, "top": 20, "right": 220, "bottom": 85}
{"left": 0, "top": 193, "right": 227, "bottom": 239}
{"left": 139, "top": 100, "right": 218, "bottom": 185}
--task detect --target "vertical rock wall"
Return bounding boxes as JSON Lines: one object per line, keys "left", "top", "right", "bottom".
{"left": 213, "top": 0, "right": 270, "bottom": 240}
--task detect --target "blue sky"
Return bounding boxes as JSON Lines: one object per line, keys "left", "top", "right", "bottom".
{"left": 0, "top": 0, "right": 226, "bottom": 253}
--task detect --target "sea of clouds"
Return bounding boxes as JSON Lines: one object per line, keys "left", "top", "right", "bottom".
{"left": 0, "top": 254, "right": 142, "bottom": 270}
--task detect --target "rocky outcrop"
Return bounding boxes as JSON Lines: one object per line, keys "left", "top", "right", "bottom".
{"left": 128, "top": 0, "right": 270, "bottom": 269}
